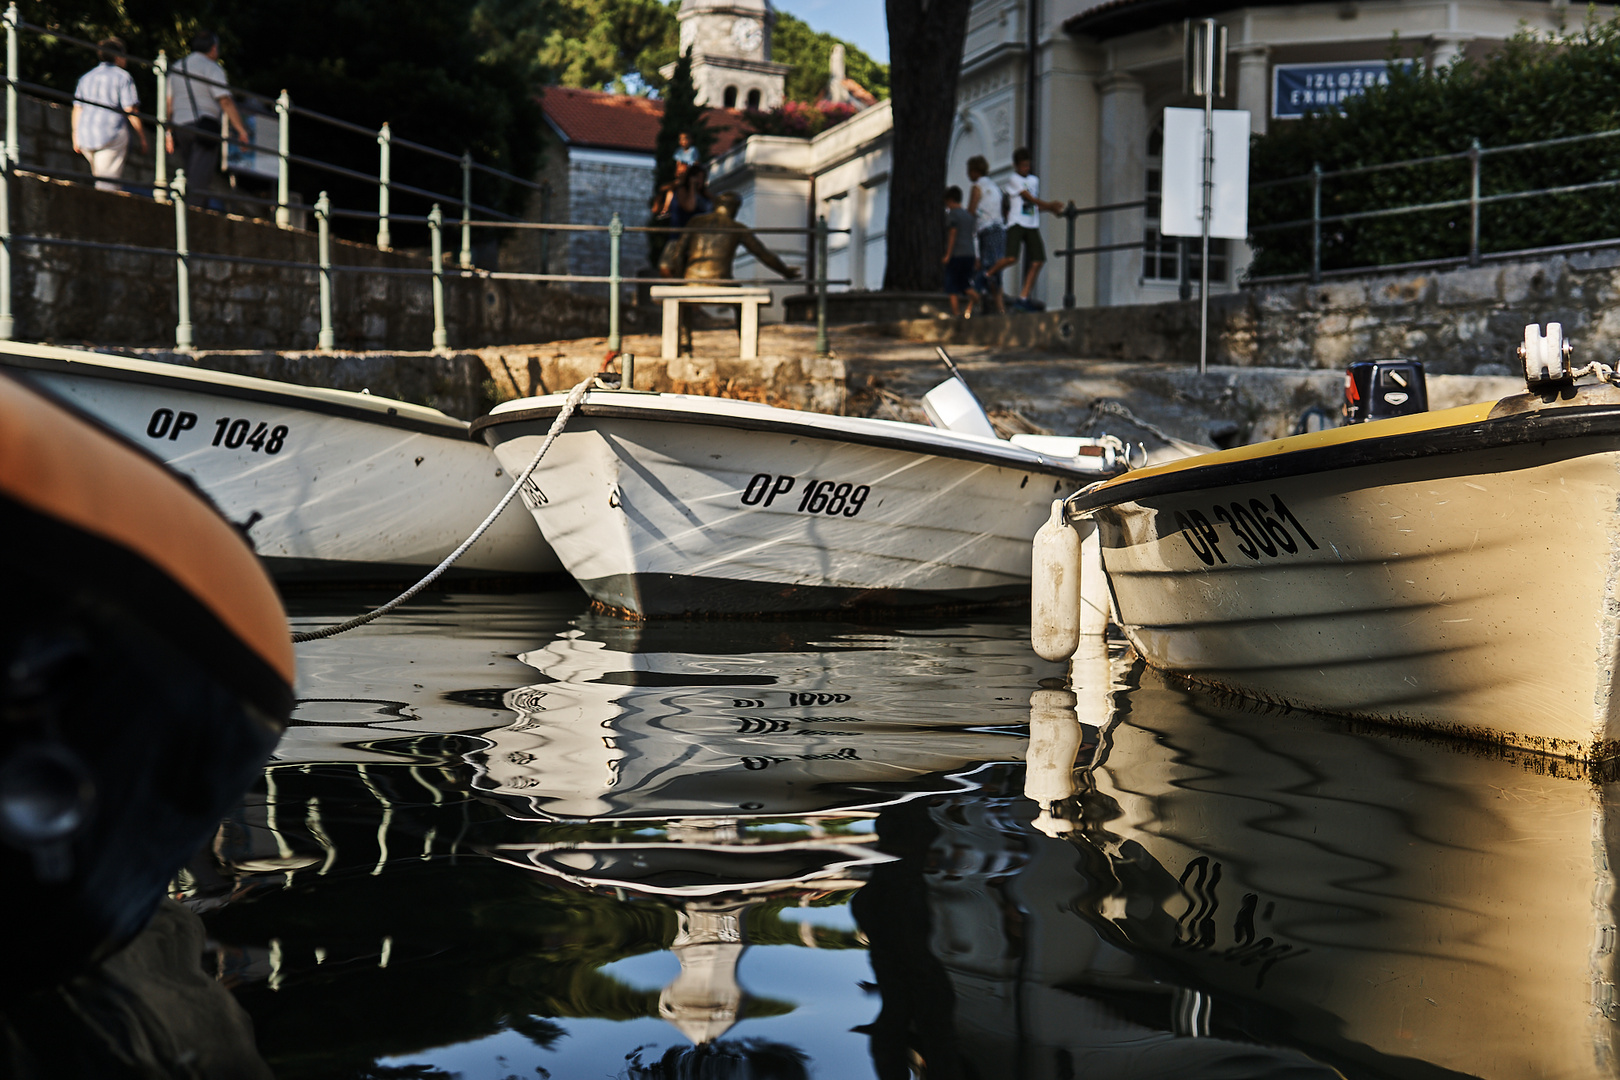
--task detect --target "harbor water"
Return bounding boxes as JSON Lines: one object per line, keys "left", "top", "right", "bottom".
{"left": 156, "top": 588, "right": 1620, "bottom": 1078}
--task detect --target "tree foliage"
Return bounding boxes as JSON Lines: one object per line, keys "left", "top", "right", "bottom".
{"left": 474, "top": 0, "right": 677, "bottom": 94}
{"left": 772, "top": 12, "right": 888, "bottom": 103}
{"left": 1250, "top": 18, "right": 1620, "bottom": 276}
{"left": 14, "top": 0, "right": 543, "bottom": 241}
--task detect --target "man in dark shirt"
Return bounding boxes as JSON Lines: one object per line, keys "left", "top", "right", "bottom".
{"left": 943, "top": 187, "right": 980, "bottom": 318}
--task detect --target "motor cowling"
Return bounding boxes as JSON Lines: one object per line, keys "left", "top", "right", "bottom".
{"left": 1344, "top": 359, "right": 1428, "bottom": 424}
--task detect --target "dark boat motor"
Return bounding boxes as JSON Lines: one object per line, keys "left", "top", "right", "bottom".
{"left": 1343, "top": 359, "right": 1428, "bottom": 424}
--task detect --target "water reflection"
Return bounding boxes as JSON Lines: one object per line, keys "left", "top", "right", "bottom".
{"left": 66, "top": 589, "right": 1618, "bottom": 1079}
{"left": 1033, "top": 647, "right": 1620, "bottom": 1079}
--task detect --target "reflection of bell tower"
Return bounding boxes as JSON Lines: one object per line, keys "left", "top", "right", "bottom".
{"left": 659, "top": 899, "right": 750, "bottom": 1044}
{"left": 674, "top": 0, "right": 789, "bottom": 111}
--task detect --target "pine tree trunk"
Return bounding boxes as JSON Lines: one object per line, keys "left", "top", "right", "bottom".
{"left": 883, "top": 0, "right": 973, "bottom": 292}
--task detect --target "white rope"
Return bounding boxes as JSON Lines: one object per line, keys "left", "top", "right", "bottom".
{"left": 291, "top": 376, "right": 595, "bottom": 643}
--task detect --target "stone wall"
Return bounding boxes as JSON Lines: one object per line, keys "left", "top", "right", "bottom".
{"left": 876, "top": 246, "right": 1620, "bottom": 376}
{"left": 132, "top": 345, "right": 846, "bottom": 422}
{"left": 12, "top": 171, "right": 654, "bottom": 350}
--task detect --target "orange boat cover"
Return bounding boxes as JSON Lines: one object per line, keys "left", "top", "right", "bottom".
{"left": 0, "top": 373, "right": 294, "bottom": 685}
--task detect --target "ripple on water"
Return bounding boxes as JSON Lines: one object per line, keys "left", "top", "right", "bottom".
{"left": 146, "top": 590, "right": 1620, "bottom": 1080}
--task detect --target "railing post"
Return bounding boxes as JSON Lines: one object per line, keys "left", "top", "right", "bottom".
{"left": 607, "top": 211, "right": 622, "bottom": 354}
{"left": 376, "top": 122, "right": 391, "bottom": 250}
{"left": 815, "top": 216, "right": 830, "bottom": 357}
{"left": 153, "top": 51, "right": 168, "bottom": 202}
{"left": 429, "top": 203, "right": 448, "bottom": 351}
{"left": 173, "top": 170, "right": 192, "bottom": 352}
{"left": 0, "top": 158, "right": 13, "bottom": 339}
{"left": 316, "top": 191, "right": 334, "bottom": 351}
{"left": 1062, "top": 202, "right": 1077, "bottom": 310}
{"left": 4, "top": 3, "right": 18, "bottom": 166}
{"left": 459, "top": 150, "right": 472, "bottom": 268}
{"left": 1309, "top": 162, "right": 1322, "bottom": 285}
{"left": 1468, "top": 137, "right": 1482, "bottom": 268}
{"left": 275, "top": 91, "right": 290, "bottom": 227}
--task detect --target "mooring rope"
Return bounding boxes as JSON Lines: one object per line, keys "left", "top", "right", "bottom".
{"left": 291, "top": 376, "right": 594, "bottom": 643}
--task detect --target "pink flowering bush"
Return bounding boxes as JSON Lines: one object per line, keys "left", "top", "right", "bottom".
{"left": 744, "top": 100, "right": 861, "bottom": 138}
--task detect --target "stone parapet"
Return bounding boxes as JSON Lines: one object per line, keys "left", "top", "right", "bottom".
{"left": 869, "top": 247, "right": 1620, "bottom": 376}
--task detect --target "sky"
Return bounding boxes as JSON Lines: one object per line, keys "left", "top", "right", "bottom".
{"left": 773, "top": 1, "right": 890, "bottom": 63}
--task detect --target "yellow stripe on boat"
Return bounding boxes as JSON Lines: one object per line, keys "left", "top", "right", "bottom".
{"left": 1086, "top": 400, "right": 1501, "bottom": 492}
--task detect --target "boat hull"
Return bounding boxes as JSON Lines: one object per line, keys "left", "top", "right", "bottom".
{"left": 1076, "top": 395, "right": 1620, "bottom": 757}
{"left": 4, "top": 345, "right": 558, "bottom": 579}
{"left": 477, "top": 396, "right": 1095, "bottom": 617}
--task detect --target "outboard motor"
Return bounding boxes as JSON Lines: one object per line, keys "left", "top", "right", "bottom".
{"left": 1344, "top": 359, "right": 1428, "bottom": 424}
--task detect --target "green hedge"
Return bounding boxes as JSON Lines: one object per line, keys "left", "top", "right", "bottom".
{"left": 1248, "top": 16, "right": 1620, "bottom": 278}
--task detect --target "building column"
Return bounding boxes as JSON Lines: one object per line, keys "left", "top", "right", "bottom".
{"left": 1095, "top": 71, "right": 1145, "bottom": 307}
{"left": 1234, "top": 44, "right": 1270, "bottom": 135}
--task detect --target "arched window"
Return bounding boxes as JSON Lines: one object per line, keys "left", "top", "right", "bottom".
{"left": 723, "top": 86, "right": 738, "bottom": 109}
{"left": 746, "top": 88, "right": 762, "bottom": 110}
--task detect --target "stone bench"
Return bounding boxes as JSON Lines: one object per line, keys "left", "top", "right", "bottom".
{"left": 650, "top": 284, "right": 774, "bottom": 361}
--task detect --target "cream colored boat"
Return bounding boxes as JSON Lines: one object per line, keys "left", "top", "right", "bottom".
{"left": 1062, "top": 338, "right": 1620, "bottom": 761}
{"left": 1023, "top": 651, "right": 1620, "bottom": 1079}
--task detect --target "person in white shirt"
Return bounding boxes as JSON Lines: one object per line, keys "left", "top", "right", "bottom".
{"left": 987, "top": 147, "right": 1064, "bottom": 311}
{"left": 71, "top": 39, "right": 147, "bottom": 192}
{"left": 166, "top": 30, "right": 249, "bottom": 201}
{"left": 965, "top": 155, "right": 1005, "bottom": 315}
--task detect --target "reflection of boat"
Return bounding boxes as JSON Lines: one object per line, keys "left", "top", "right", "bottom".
{"left": 1036, "top": 652, "right": 1620, "bottom": 1078}
{"left": 471, "top": 389, "right": 1118, "bottom": 616}
{"left": 468, "top": 628, "right": 1033, "bottom": 827}
{"left": 2, "top": 340, "right": 556, "bottom": 580}
{"left": 1062, "top": 338, "right": 1620, "bottom": 758}
{"left": 0, "top": 372, "right": 293, "bottom": 983}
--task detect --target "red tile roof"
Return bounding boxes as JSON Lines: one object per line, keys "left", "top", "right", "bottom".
{"left": 539, "top": 86, "right": 756, "bottom": 157}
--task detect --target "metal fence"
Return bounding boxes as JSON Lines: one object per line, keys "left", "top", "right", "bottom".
{"left": 1250, "top": 127, "right": 1620, "bottom": 283}
{"left": 0, "top": 6, "right": 847, "bottom": 355}
{"left": 2, "top": 5, "right": 540, "bottom": 249}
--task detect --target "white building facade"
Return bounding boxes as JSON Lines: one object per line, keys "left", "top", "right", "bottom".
{"left": 713, "top": 0, "right": 1611, "bottom": 313}
{"left": 953, "top": 0, "right": 1611, "bottom": 310}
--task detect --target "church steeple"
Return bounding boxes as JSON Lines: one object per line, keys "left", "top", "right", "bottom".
{"left": 673, "top": 0, "right": 789, "bottom": 111}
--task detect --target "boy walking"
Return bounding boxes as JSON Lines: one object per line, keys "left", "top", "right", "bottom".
{"left": 943, "top": 186, "right": 979, "bottom": 318}
{"left": 966, "top": 155, "right": 1005, "bottom": 314}
{"left": 989, "top": 147, "right": 1064, "bottom": 310}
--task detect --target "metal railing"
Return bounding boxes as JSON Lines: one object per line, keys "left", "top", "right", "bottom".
{"left": 0, "top": 160, "right": 847, "bottom": 354}
{"left": 1249, "top": 126, "right": 1620, "bottom": 283}
{"left": 0, "top": 7, "right": 851, "bottom": 356}
{"left": 2, "top": 5, "right": 541, "bottom": 245}
{"left": 1050, "top": 199, "right": 1148, "bottom": 309}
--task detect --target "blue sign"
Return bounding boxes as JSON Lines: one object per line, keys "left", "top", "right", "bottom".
{"left": 1272, "top": 61, "right": 1413, "bottom": 119}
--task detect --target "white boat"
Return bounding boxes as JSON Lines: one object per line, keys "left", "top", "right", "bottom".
{"left": 0, "top": 340, "right": 557, "bottom": 581}
{"left": 470, "top": 387, "right": 1121, "bottom": 616}
{"left": 1055, "top": 325, "right": 1620, "bottom": 761}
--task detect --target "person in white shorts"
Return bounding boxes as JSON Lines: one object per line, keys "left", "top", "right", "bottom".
{"left": 71, "top": 39, "right": 147, "bottom": 192}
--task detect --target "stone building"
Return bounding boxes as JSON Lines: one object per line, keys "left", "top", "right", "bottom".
{"left": 670, "top": 0, "right": 791, "bottom": 110}
{"left": 510, "top": 87, "right": 750, "bottom": 291}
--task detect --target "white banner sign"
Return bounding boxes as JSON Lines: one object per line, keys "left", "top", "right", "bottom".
{"left": 1160, "top": 107, "right": 1250, "bottom": 240}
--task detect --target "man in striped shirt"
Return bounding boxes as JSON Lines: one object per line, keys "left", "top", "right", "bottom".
{"left": 71, "top": 38, "right": 146, "bottom": 192}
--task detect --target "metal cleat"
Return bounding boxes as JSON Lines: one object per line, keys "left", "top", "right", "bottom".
{"left": 1519, "top": 322, "right": 1574, "bottom": 391}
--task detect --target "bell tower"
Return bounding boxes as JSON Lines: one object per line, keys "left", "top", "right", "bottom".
{"left": 674, "top": 0, "right": 789, "bottom": 111}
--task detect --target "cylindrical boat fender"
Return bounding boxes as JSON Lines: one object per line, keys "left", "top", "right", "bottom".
{"left": 1031, "top": 499, "right": 1082, "bottom": 662}
{"left": 1025, "top": 687, "right": 1081, "bottom": 837}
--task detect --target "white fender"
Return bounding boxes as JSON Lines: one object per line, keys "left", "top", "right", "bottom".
{"left": 1031, "top": 500, "right": 1082, "bottom": 662}
{"left": 1025, "top": 687, "right": 1081, "bottom": 837}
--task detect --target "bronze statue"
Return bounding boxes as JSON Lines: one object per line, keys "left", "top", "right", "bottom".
{"left": 659, "top": 191, "right": 802, "bottom": 282}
